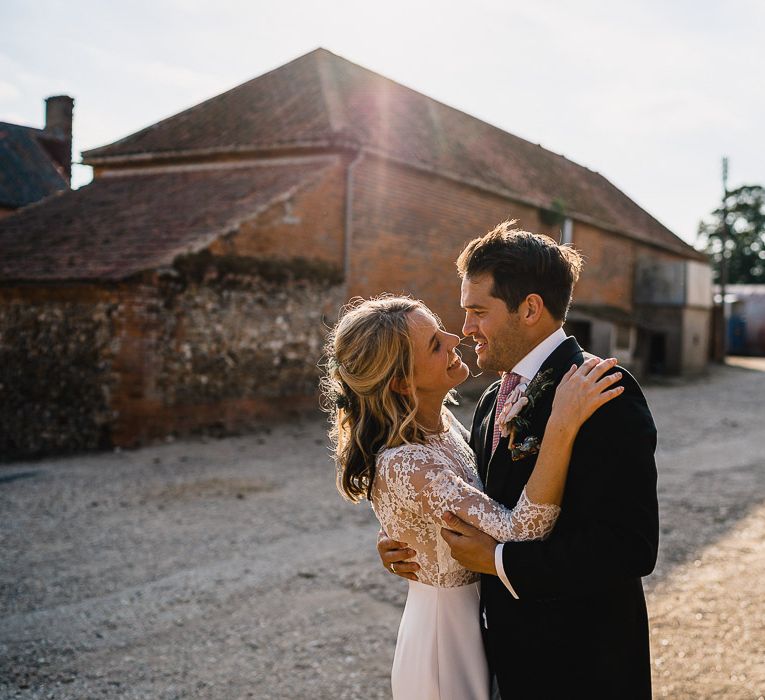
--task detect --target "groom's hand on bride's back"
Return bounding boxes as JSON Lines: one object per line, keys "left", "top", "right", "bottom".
{"left": 441, "top": 513, "right": 498, "bottom": 575}
{"left": 377, "top": 529, "right": 420, "bottom": 581}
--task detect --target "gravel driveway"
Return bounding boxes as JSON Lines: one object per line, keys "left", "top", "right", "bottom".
{"left": 1, "top": 359, "right": 764, "bottom": 699}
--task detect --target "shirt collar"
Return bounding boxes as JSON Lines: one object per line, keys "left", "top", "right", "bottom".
{"left": 512, "top": 327, "right": 568, "bottom": 383}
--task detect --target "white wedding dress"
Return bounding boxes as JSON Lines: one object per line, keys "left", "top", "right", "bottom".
{"left": 371, "top": 409, "right": 561, "bottom": 700}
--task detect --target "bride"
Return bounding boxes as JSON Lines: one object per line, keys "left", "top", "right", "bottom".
{"left": 321, "top": 295, "right": 622, "bottom": 700}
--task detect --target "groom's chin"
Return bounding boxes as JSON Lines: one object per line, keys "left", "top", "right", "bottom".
{"left": 474, "top": 356, "right": 490, "bottom": 371}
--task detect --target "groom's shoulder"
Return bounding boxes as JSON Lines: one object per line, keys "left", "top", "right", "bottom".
{"left": 555, "top": 343, "right": 655, "bottom": 441}
{"left": 587, "top": 360, "right": 655, "bottom": 435}
{"left": 578, "top": 350, "right": 645, "bottom": 397}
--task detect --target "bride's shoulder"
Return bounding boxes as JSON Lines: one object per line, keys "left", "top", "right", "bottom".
{"left": 377, "top": 440, "right": 433, "bottom": 464}
{"left": 442, "top": 408, "right": 470, "bottom": 441}
{"left": 375, "top": 438, "right": 449, "bottom": 481}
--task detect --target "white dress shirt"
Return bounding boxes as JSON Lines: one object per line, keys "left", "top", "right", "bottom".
{"left": 493, "top": 327, "right": 568, "bottom": 598}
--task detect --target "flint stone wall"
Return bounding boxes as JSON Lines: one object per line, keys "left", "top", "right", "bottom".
{"left": 0, "top": 292, "right": 117, "bottom": 458}
{"left": 0, "top": 258, "right": 344, "bottom": 459}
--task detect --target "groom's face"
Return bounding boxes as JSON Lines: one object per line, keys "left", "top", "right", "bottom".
{"left": 460, "top": 274, "right": 530, "bottom": 373}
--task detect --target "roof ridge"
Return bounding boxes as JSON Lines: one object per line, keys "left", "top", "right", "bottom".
{"left": 314, "top": 48, "right": 346, "bottom": 136}
{"left": 587, "top": 168, "right": 695, "bottom": 249}
{"left": 320, "top": 56, "right": 691, "bottom": 242}
{"left": 313, "top": 51, "right": 590, "bottom": 165}
{"left": 74, "top": 50, "right": 611, "bottom": 194}
{"left": 0, "top": 121, "right": 46, "bottom": 135}
{"left": 77, "top": 49, "right": 701, "bottom": 260}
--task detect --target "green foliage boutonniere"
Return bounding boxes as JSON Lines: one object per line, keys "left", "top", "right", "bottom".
{"left": 497, "top": 368, "right": 556, "bottom": 461}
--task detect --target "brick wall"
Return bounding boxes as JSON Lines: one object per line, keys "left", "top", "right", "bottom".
{"left": 572, "top": 220, "right": 691, "bottom": 312}
{"left": 347, "top": 154, "right": 561, "bottom": 334}
{"left": 571, "top": 221, "right": 636, "bottom": 310}
{"left": 208, "top": 158, "right": 346, "bottom": 268}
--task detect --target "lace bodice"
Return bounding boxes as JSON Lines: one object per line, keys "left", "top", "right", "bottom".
{"left": 371, "top": 410, "right": 561, "bottom": 587}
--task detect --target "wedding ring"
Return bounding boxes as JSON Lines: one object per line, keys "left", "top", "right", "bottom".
{"left": 389, "top": 563, "right": 397, "bottom": 574}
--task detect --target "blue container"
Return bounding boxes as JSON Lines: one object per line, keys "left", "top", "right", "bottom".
{"left": 727, "top": 315, "right": 747, "bottom": 354}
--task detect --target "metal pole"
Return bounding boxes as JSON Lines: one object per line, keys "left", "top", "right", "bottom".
{"left": 720, "top": 157, "right": 729, "bottom": 356}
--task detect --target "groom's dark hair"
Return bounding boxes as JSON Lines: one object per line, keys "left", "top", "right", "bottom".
{"left": 456, "top": 220, "right": 583, "bottom": 321}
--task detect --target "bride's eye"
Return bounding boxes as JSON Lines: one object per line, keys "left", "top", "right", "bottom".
{"left": 433, "top": 340, "right": 441, "bottom": 352}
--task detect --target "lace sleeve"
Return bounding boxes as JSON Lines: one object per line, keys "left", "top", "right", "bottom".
{"left": 382, "top": 446, "right": 561, "bottom": 542}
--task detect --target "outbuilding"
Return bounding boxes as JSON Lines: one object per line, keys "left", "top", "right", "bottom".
{"left": 0, "top": 49, "right": 711, "bottom": 457}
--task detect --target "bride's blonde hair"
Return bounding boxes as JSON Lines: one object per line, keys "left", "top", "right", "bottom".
{"left": 321, "top": 295, "right": 444, "bottom": 502}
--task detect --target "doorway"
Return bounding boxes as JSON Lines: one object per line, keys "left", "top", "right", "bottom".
{"left": 649, "top": 332, "right": 667, "bottom": 375}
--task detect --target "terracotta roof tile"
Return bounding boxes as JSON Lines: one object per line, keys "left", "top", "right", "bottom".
{"left": 83, "top": 49, "right": 704, "bottom": 261}
{"left": 0, "top": 160, "right": 332, "bottom": 281}
{"left": 84, "top": 53, "right": 333, "bottom": 159}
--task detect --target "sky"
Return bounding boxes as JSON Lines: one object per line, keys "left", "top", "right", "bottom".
{"left": 1, "top": 0, "right": 763, "bottom": 246}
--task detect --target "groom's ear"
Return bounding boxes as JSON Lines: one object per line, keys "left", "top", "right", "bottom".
{"left": 520, "top": 293, "right": 545, "bottom": 325}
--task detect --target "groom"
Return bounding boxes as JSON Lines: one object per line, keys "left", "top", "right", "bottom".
{"left": 378, "top": 221, "right": 659, "bottom": 698}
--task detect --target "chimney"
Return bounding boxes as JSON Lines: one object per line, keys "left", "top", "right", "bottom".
{"left": 43, "top": 95, "right": 74, "bottom": 184}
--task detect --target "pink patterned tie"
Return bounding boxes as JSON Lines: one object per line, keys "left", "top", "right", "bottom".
{"left": 491, "top": 372, "right": 523, "bottom": 454}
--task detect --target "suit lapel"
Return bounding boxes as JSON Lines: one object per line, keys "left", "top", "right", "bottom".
{"left": 476, "top": 382, "right": 500, "bottom": 484}
{"left": 485, "top": 431, "right": 513, "bottom": 499}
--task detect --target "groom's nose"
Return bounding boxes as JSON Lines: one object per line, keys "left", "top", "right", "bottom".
{"left": 462, "top": 315, "right": 475, "bottom": 337}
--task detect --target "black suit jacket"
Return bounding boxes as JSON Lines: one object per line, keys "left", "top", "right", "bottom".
{"left": 470, "top": 337, "right": 659, "bottom": 699}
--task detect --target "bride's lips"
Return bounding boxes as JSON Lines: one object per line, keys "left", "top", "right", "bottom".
{"left": 447, "top": 354, "right": 462, "bottom": 370}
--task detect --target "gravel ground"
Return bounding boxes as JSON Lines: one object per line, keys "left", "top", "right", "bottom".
{"left": 1, "top": 358, "right": 764, "bottom": 699}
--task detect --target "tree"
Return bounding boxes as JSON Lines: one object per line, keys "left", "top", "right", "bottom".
{"left": 698, "top": 184, "right": 765, "bottom": 284}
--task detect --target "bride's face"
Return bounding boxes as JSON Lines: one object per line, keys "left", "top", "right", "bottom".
{"left": 406, "top": 308, "right": 470, "bottom": 398}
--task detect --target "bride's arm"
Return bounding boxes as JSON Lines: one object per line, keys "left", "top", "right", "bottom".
{"left": 417, "top": 467, "right": 558, "bottom": 542}
{"left": 411, "top": 357, "right": 624, "bottom": 542}
{"left": 523, "top": 356, "right": 623, "bottom": 507}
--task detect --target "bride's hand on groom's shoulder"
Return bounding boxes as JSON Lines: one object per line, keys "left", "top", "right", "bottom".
{"left": 377, "top": 529, "right": 420, "bottom": 581}
{"left": 550, "top": 357, "right": 624, "bottom": 434}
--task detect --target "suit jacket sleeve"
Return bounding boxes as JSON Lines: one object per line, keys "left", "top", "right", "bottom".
{"left": 499, "top": 373, "right": 659, "bottom": 600}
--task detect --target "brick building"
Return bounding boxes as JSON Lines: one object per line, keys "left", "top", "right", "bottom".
{"left": 0, "top": 96, "right": 73, "bottom": 217}
{"left": 0, "top": 49, "right": 710, "bottom": 458}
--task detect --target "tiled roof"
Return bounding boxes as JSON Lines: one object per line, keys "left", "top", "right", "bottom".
{"left": 83, "top": 53, "right": 333, "bottom": 159}
{"left": 0, "top": 160, "right": 332, "bottom": 281}
{"left": 83, "top": 49, "right": 704, "bottom": 261}
{"left": 0, "top": 122, "right": 68, "bottom": 208}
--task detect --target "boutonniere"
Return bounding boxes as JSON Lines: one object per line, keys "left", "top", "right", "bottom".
{"left": 498, "top": 368, "right": 556, "bottom": 461}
